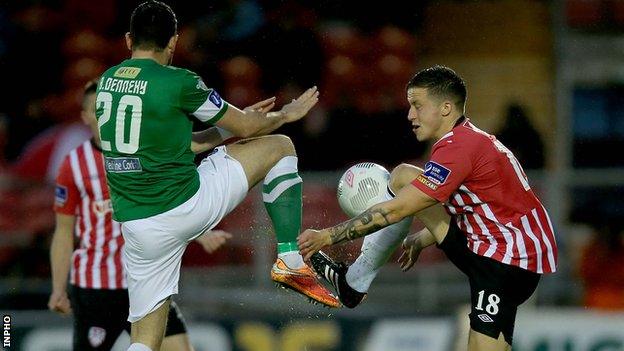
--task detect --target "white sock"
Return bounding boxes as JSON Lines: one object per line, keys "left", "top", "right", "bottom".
{"left": 278, "top": 251, "right": 305, "bottom": 268}
{"left": 128, "top": 343, "right": 152, "bottom": 351}
{"left": 346, "top": 189, "right": 412, "bottom": 293}
{"left": 263, "top": 156, "right": 301, "bottom": 203}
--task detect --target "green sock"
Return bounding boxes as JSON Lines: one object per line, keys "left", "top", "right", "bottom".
{"left": 263, "top": 170, "right": 302, "bottom": 254}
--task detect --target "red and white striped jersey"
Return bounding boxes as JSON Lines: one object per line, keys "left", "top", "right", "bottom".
{"left": 412, "top": 117, "right": 557, "bottom": 274}
{"left": 54, "top": 140, "right": 126, "bottom": 289}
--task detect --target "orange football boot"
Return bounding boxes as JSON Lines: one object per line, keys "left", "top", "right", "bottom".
{"left": 271, "top": 258, "right": 342, "bottom": 308}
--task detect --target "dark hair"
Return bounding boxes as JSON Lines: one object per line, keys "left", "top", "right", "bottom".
{"left": 407, "top": 65, "right": 466, "bottom": 109}
{"left": 130, "top": 1, "right": 177, "bottom": 51}
{"left": 82, "top": 78, "right": 99, "bottom": 110}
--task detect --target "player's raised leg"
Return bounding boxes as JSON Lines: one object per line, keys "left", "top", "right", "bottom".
{"left": 391, "top": 164, "right": 450, "bottom": 243}
{"left": 225, "top": 135, "right": 340, "bottom": 308}
{"left": 311, "top": 163, "right": 450, "bottom": 308}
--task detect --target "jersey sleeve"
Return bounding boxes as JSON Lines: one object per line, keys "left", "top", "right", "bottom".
{"left": 411, "top": 139, "right": 473, "bottom": 203}
{"left": 180, "top": 70, "right": 229, "bottom": 124}
{"left": 53, "top": 156, "right": 80, "bottom": 215}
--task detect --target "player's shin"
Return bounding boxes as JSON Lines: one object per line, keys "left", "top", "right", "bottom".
{"left": 346, "top": 190, "right": 413, "bottom": 293}
{"left": 346, "top": 216, "right": 412, "bottom": 292}
{"left": 263, "top": 156, "right": 304, "bottom": 268}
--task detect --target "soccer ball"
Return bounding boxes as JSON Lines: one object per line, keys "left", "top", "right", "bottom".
{"left": 337, "top": 163, "right": 391, "bottom": 218}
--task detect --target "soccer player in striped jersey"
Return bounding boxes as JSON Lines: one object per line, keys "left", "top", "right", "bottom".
{"left": 48, "top": 79, "right": 231, "bottom": 351}
{"left": 299, "top": 65, "right": 558, "bottom": 351}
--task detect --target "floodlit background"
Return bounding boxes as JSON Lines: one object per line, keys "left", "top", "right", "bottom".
{"left": 1, "top": 0, "right": 624, "bottom": 350}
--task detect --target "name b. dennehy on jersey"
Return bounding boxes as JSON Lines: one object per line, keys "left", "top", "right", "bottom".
{"left": 100, "top": 67, "right": 148, "bottom": 95}
{"left": 100, "top": 77, "right": 148, "bottom": 95}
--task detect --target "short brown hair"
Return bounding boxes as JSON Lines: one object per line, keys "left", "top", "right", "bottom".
{"left": 407, "top": 65, "right": 466, "bottom": 109}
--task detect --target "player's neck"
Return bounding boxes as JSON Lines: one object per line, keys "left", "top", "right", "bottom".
{"left": 131, "top": 50, "right": 170, "bottom": 65}
{"left": 434, "top": 114, "right": 464, "bottom": 140}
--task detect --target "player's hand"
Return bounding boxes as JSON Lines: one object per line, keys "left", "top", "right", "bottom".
{"left": 280, "top": 86, "right": 319, "bottom": 123}
{"left": 48, "top": 290, "right": 72, "bottom": 315}
{"left": 398, "top": 232, "right": 425, "bottom": 272}
{"left": 297, "top": 228, "right": 332, "bottom": 261}
{"left": 244, "top": 96, "right": 276, "bottom": 114}
{"left": 196, "top": 229, "right": 232, "bottom": 254}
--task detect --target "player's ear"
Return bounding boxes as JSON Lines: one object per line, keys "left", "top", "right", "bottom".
{"left": 125, "top": 32, "right": 133, "bottom": 51}
{"left": 440, "top": 100, "right": 452, "bottom": 117}
{"left": 167, "top": 34, "right": 178, "bottom": 53}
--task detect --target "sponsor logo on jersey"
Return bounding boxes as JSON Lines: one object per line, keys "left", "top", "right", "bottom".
{"left": 477, "top": 314, "right": 494, "bottom": 323}
{"left": 88, "top": 326, "right": 106, "bottom": 347}
{"left": 104, "top": 157, "right": 143, "bottom": 173}
{"left": 114, "top": 67, "right": 141, "bottom": 79}
{"left": 196, "top": 78, "right": 209, "bottom": 91}
{"left": 423, "top": 161, "right": 451, "bottom": 185}
{"left": 55, "top": 185, "right": 68, "bottom": 205}
{"left": 414, "top": 174, "right": 438, "bottom": 190}
{"left": 208, "top": 90, "right": 223, "bottom": 108}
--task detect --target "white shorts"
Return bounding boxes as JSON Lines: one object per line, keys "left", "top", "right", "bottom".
{"left": 121, "top": 146, "right": 248, "bottom": 322}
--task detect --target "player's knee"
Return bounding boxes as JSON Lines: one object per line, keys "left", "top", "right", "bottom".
{"left": 269, "top": 134, "right": 296, "bottom": 158}
{"left": 390, "top": 163, "right": 423, "bottom": 193}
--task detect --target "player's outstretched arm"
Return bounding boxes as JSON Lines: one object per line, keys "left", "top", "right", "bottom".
{"left": 298, "top": 185, "right": 438, "bottom": 260}
{"left": 190, "top": 93, "right": 311, "bottom": 153}
{"left": 48, "top": 213, "right": 75, "bottom": 315}
{"left": 215, "top": 87, "right": 319, "bottom": 138}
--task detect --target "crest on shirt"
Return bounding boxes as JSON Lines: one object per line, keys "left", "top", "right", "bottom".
{"left": 208, "top": 89, "right": 223, "bottom": 108}
{"left": 423, "top": 161, "right": 451, "bottom": 185}
{"left": 88, "top": 326, "right": 106, "bottom": 347}
{"left": 55, "top": 185, "right": 68, "bottom": 205}
{"left": 114, "top": 67, "right": 141, "bottom": 79}
{"left": 196, "top": 78, "right": 209, "bottom": 91}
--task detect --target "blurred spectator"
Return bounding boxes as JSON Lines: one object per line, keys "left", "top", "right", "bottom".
{"left": 578, "top": 223, "right": 624, "bottom": 310}
{"left": 9, "top": 122, "right": 90, "bottom": 184}
{"left": 496, "top": 103, "right": 545, "bottom": 169}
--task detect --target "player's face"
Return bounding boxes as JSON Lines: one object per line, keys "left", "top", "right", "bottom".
{"left": 406, "top": 87, "right": 443, "bottom": 141}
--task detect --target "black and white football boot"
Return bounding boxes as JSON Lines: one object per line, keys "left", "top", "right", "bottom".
{"left": 310, "top": 251, "right": 367, "bottom": 308}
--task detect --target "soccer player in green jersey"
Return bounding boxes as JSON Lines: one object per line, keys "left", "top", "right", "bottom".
{"left": 96, "top": 2, "right": 340, "bottom": 351}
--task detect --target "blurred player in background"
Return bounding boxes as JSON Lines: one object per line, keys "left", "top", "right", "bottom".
{"left": 48, "top": 79, "right": 232, "bottom": 351}
{"left": 97, "top": 1, "right": 338, "bottom": 350}
{"left": 299, "top": 65, "right": 558, "bottom": 351}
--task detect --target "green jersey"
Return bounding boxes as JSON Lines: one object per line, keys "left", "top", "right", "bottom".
{"left": 96, "top": 58, "right": 229, "bottom": 221}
